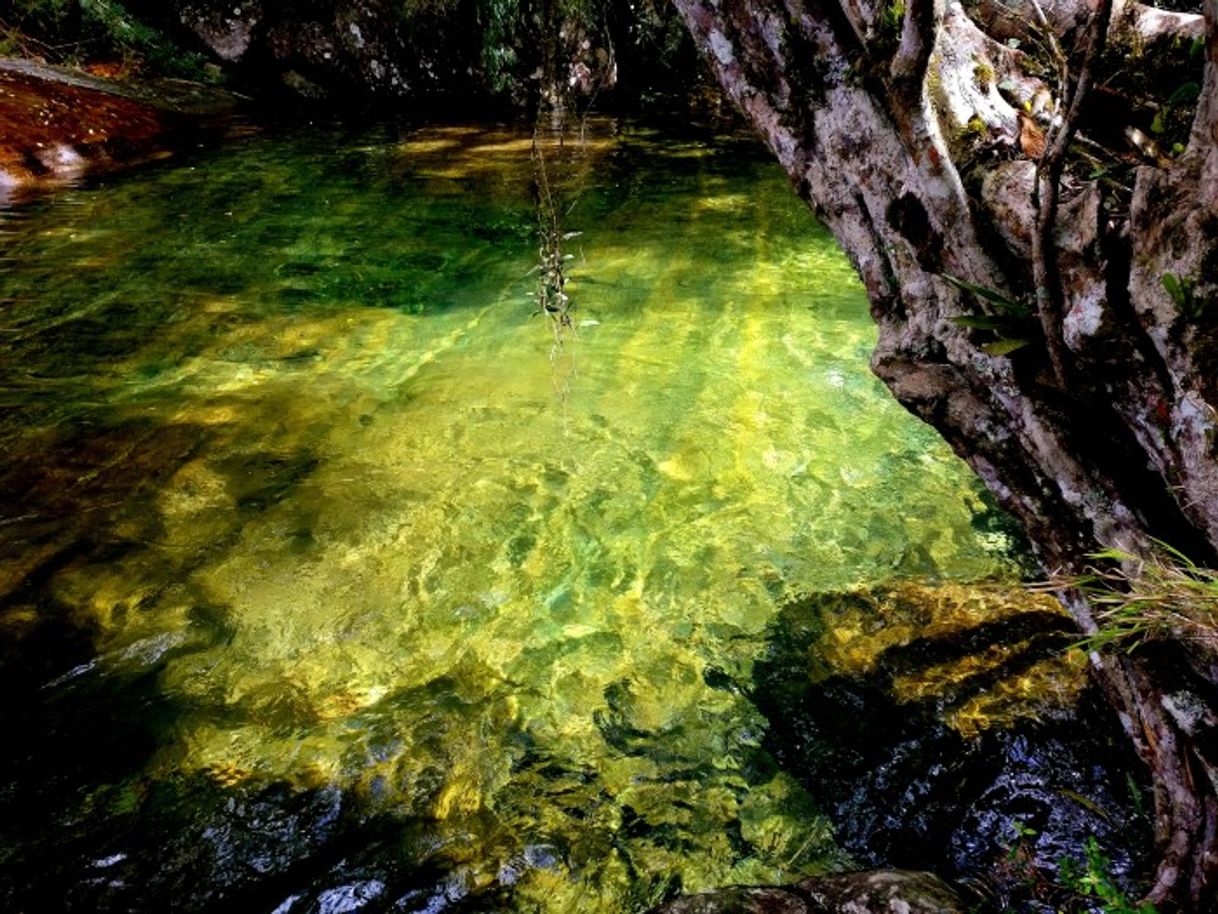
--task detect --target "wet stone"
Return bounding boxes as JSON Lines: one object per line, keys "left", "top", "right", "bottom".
{"left": 747, "top": 582, "right": 1153, "bottom": 906}
{"left": 653, "top": 885, "right": 812, "bottom": 913}
{"left": 797, "top": 870, "right": 965, "bottom": 913}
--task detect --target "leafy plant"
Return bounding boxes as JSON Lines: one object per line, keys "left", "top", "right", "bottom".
{"left": 943, "top": 273, "right": 1037, "bottom": 356}
{"left": 871, "top": 0, "right": 906, "bottom": 54}
{"left": 1006, "top": 819, "right": 1038, "bottom": 861}
{"left": 881, "top": 0, "right": 906, "bottom": 31}
{"left": 1161, "top": 272, "right": 1208, "bottom": 320}
{"left": 81, "top": 0, "right": 214, "bottom": 79}
{"left": 2, "top": 0, "right": 213, "bottom": 79}
{"left": 1148, "top": 37, "right": 1207, "bottom": 157}
{"left": 0, "top": 0, "right": 77, "bottom": 58}
{"left": 1058, "top": 836, "right": 1157, "bottom": 914}
{"left": 1001, "top": 821, "right": 1157, "bottom": 914}
{"left": 530, "top": 129, "right": 578, "bottom": 351}
{"left": 478, "top": 0, "right": 524, "bottom": 96}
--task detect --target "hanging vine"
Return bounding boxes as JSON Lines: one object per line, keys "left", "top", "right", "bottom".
{"left": 530, "top": 125, "right": 580, "bottom": 358}
{"left": 527, "top": 0, "right": 614, "bottom": 377}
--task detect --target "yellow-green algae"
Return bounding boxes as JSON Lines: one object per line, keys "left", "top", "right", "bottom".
{"left": 0, "top": 122, "right": 1040, "bottom": 909}
{"left": 800, "top": 580, "right": 1087, "bottom": 738}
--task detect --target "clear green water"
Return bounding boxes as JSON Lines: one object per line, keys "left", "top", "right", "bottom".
{"left": 0, "top": 122, "right": 1018, "bottom": 910}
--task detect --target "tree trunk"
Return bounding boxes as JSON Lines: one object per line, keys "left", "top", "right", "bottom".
{"left": 672, "top": 0, "right": 1218, "bottom": 906}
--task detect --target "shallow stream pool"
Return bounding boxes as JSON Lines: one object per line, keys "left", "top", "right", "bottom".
{"left": 0, "top": 121, "right": 1021, "bottom": 912}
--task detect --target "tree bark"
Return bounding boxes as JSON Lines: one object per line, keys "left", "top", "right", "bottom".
{"left": 673, "top": 0, "right": 1218, "bottom": 907}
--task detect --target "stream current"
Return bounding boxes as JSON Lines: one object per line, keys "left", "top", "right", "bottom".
{"left": 0, "top": 121, "right": 1024, "bottom": 912}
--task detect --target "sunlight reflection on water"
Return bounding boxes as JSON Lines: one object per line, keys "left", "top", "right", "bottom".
{"left": 0, "top": 121, "right": 1022, "bottom": 911}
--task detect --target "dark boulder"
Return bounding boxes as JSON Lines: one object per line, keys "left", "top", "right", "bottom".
{"left": 747, "top": 582, "right": 1153, "bottom": 908}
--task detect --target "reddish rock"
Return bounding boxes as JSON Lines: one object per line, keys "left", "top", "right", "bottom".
{"left": 0, "top": 60, "right": 233, "bottom": 201}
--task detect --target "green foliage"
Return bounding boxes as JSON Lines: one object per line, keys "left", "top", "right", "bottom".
{"left": 478, "top": 0, "right": 526, "bottom": 97}
{"left": 871, "top": 0, "right": 906, "bottom": 54}
{"left": 881, "top": 0, "right": 906, "bottom": 32}
{"left": 1006, "top": 818, "right": 1038, "bottom": 859}
{"left": 1, "top": 0, "right": 76, "bottom": 56}
{"left": 471, "top": 0, "right": 619, "bottom": 103}
{"left": 1151, "top": 82, "right": 1200, "bottom": 157}
{"left": 1015, "top": 46, "right": 1053, "bottom": 79}
{"left": 1003, "top": 821, "right": 1156, "bottom": 914}
{"left": 943, "top": 273, "right": 1036, "bottom": 357}
{"left": 0, "top": 28, "right": 25, "bottom": 57}
{"left": 980, "top": 336, "right": 1034, "bottom": 357}
{"left": 1161, "top": 271, "right": 1208, "bottom": 319}
{"left": 1145, "top": 38, "right": 1206, "bottom": 157}
{"left": 942, "top": 274, "right": 1032, "bottom": 317}
{"left": 5, "top": 0, "right": 75, "bottom": 32}
{"left": 82, "top": 0, "right": 213, "bottom": 78}
{"left": 530, "top": 128, "right": 581, "bottom": 358}
{"left": 1058, "top": 837, "right": 1157, "bottom": 914}
{"left": 1, "top": 0, "right": 213, "bottom": 80}
{"left": 972, "top": 60, "right": 995, "bottom": 90}
{"left": 6, "top": 0, "right": 698, "bottom": 108}
{"left": 962, "top": 114, "right": 987, "bottom": 138}
{"left": 1161, "top": 271, "right": 1191, "bottom": 311}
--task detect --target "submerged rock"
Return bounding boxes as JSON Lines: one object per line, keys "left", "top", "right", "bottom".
{"left": 747, "top": 581, "right": 1153, "bottom": 908}
{"left": 660, "top": 581, "right": 1152, "bottom": 913}
{"left": 652, "top": 868, "right": 965, "bottom": 913}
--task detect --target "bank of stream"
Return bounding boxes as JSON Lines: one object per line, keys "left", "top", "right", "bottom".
{"left": 0, "top": 118, "right": 1144, "bottom": 912}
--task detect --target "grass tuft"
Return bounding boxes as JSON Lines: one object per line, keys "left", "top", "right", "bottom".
{"left": 1050, "top": 540, "right": 1218, "bottom": 656}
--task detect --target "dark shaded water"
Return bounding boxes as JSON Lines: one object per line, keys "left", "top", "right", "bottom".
{"left": 0, "top": 121, "right": 1033, "bottom": 911}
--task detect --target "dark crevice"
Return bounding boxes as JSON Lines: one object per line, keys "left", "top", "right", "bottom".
{"left": 1070, "top": 392, "right": 1218, "bottom": 566}
{"left": 875, "top": 610, "right": 1069, "bottom": 675}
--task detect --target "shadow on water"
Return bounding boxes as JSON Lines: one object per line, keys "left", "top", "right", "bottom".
{"left": 2, "top": 534, "right": 553, "bottom": 912}
{"left": 0, "top": 673, "right": 456, "bottom": 914}
{"left": 0, "top": 419, "right": 357, "bottom": 912}
{"left": 745, "top": 581, "right": 1154, "bottom": 909}
{"left": 0, "top": 621, "right": 688, "bottom": 913}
